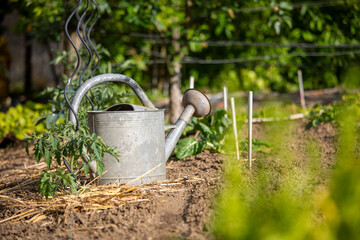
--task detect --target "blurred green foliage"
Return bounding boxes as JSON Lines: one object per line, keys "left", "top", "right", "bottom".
{"left": 212, "top": 98, "right": 360, "bottom": 240}
{"left": 5, "top": 0, "right": 360, "bottom": 93}
{"left": 0, "top": 101, "right": 50, "bottom": 140}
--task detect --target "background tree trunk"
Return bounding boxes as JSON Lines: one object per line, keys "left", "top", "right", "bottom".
{"left": 169, "top": 27, "right": 183, "bottom": 124}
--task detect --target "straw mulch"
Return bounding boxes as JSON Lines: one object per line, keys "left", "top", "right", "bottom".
{"left": 0, "top": 160, "right": 205, "bottom": 224}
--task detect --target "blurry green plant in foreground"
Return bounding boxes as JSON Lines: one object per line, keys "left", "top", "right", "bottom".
{"left": 213, "top": 100, "right": 360, "bottom": 239}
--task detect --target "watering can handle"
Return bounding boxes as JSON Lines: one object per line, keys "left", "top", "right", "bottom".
{"left": 68, "top": 73, "right": 155, "bottom": 124}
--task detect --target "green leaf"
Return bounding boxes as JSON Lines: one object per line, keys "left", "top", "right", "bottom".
{"left": 34, "top": 115, "right": 47, "bottom": 126}
{"left": 55, "top": 150, "right": 62, "bottom": 165}
{"left": 38, "top": 138, "right": 44, "bottom": 154}
{"left": 38, "top": 170, "right": 58, "bottom": 200}
{"left": 96, "top": 160, "right": 105, "bottom": 177}
{"left": 91, "top": 142, "right": 102, "bottom": 160}
{"left": 50, "top": 135, "right": 58, "bottom": 149}
{"left": 45, "top": 148, "right": 52, "bottom": 168}
{"left": 25, "top": 139, "right": 30, "bottom": 156}
{"left": 213, "top": 110, "right": 231, "bottom": 136}
{"left": 50, "top": 54, "right": 65, "bottom": 65}
{"left": 174, "top": 138, "right": 205, "bottom": 159}
{"left": 300, "top": 6, "right": 308, "bottom": 15}
{"left": 78, "top": 139, "right": 85, "bottom": 155}
{"left": 275, "top": 21, "right": 281, "bottom": 35}
{"left": 312, "top": 119, "right": 320, "bottom": 127}
{"left": 56, "top": 169, "right": 78, "bottom": 194}
{"left": 214, "top": 109, "right": 227, "bottom": 122}
{"left": 45, "top": 114, "right": 57, "bottom": 129}
{"left": 82, "top": 162, "right": 89, "bottom": 175}
{"left": 283, "top": 16, "right": 292, "bottom": 28}
{"left": 279, "top": 1, "right": 293, "bottom": 10}
{"left": 35, "top": 139, "right": 44, "bottom": 163}
{"left": 198, "top": 122, "right": 213, "bottom": 138}
{"left": 23, "top": 133, "right": 31, "bottom": 139}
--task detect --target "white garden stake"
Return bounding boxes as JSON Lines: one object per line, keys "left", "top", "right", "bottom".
{"left": 189, "top": 76, "right": 195, "bottom": 89}
{"left": 223, "top": 86, "right": 228, "bottom": 112}
{"left": 231, "top": 97, "right": 240, "bottom": 160}
{"left": 298, "top": 70, "right": 306, "bottom": 110}
{"left": 248, "top": 91, "right": 253, "bottom": 169}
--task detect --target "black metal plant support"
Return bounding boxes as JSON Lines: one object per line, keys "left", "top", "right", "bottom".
{"left": 64, "top": 0, "right": 100, "bottom": 130}
{"left": 63, "top": 0, "right": 100, "bottom": 176}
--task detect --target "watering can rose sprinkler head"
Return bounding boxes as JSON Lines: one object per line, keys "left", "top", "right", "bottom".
{"left": 164, "top": 89, "right": 211, "bottom": 159}
{"left": 181, "top": 89, "right": 211, "bottom": 119}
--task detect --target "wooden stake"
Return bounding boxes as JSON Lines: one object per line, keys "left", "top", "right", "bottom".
{"left": 189, "top": 76, "right": 194, "bottom": 88}
{"left": 298, "top": 70, "right": 306, "bottom": 110}
{"left": 248, "top": 91, "right": 253, "bottom": 169}
{"left": 223, "top": 86, "right": 228, "bottom": 112}
{"left": 231, "top": 97, "right": 240, "bottom": 160}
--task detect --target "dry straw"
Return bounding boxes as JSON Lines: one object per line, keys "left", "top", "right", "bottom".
{"left": 0, "top": 161, "right": 205, "bottom": 224}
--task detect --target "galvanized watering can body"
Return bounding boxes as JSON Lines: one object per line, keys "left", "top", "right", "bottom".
{"left": 69, "top": 74, "right": 211, "bottom": 186}
{"left": 88, "top": 107, "right": 166, "bottom": 185}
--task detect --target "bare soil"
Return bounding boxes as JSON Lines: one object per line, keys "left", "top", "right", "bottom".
{"left": 0, "top": 119, "right": 337, "bottom": 239}
{"left": 0, "top": 144, "right": 222, "bottom": 239}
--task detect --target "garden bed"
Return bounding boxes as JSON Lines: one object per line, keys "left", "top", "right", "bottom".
{"left": 0, "top": 119, "right": 337, "bottom": 239}
{"left": 0, "top": 142, "right": 223, "bottom": 239}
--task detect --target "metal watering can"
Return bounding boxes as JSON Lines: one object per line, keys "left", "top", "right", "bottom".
{"left": 68, "top": 74, "right": 211, "bottom": 186}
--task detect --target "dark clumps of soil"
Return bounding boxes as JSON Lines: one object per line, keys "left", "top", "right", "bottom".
{"left": 0, "top": 120, "right": 338, "bottom": 239}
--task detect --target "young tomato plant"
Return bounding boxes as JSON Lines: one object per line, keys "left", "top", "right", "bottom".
{"left": 174, "top": 109, "right": 231, "bottom": 159}
{"left": 26, "top": 45, "right": 126, "bottom": 199}
{"left": 27, "top": 111, "right": 119, "bottom": 199}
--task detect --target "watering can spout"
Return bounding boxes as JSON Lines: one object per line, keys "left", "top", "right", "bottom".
{"left": 164, "top": 89, "right": 211, "bottom": 159}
